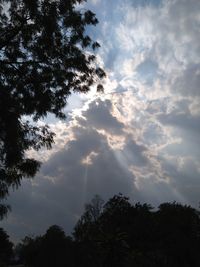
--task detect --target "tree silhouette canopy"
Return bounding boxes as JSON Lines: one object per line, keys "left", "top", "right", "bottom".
{"left": 18, "top": 225, "right": 73, "bottom": 267}
{"left": 0, "top": 0, "right": 105, "bottom": 217}
{"left": 0, "top": 227, "right": 13, "bottom": 266}
{"left": 14, "top": 194, "right": 200, "bottom": 267}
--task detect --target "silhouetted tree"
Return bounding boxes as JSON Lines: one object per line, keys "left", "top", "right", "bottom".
{"left": 16, "top": 194, "right": 200, "bottom": 267}
{"left": 74, "top": 194, "right": 104, "bottom": 241}
{"left": 154, "top": 202, "right": 200, "bottom": 266}
{"left": 20, "top": 225, "right": 74, "bottom": 267}
{"left": 73, "top": 194, "right": 200, "bottom": 267}
{"left": 0, "top": 0, "right": 105, "bottom": 217}
{"left": 73, "top": 195, "right": 104, "bottom": 267}
{"left": 0, "top": 227, "right": 13, "bottom": 266}
{"left": 0, "top": 203, "right": 10, "bottom": 219}
{"left": 73, "top": 194, "right": 133, "bottom": 267}
{"left": 19, "top": 236, "right": 43, "bottom": 267}
{"left": 41, "top": 225, "right": 72, "bottom": 267}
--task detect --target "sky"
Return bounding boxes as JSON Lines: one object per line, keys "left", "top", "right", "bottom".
{"left": 1, "top": 0, "right": 200, "bottom": 243}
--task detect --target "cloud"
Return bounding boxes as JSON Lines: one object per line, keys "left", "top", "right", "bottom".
{"left": 90, "top": 0, "right": 101, "bottom": 5}
{"left": 78, "top": 99, "right": 125, "bottom": 135}
{"left": 173, "top": 64, "right": 200, "bottom": 97}
{"left": 160, "top": 156, "right": 200, "bottom": 207}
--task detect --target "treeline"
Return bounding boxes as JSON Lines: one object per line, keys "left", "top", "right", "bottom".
{"left": 1, "top": 194, "right": 200, "bottom": 267}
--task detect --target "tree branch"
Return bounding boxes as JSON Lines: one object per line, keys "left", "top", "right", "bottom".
{"left": 0, "top": 60, "right": 42, "bottom": 65}
{"left": 0, "top": 16, "right": 30, "bottom": 50}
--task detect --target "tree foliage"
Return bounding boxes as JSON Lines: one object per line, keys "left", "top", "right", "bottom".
{"left": 19, "top": 225, "right": 73, "bottom": 267}
{"left": 0, "top": 227, "right": 13, "bottom": 266}
{"left": 0, "top": 0, "right": 105, "bottom": 217}
{"left": 2, "top": 195, "right": 200, "bottom": 267}
{"left": 17, "top": 194, "right": 200, "bottom": 267}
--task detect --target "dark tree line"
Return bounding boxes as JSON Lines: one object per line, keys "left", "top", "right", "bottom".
{"left": 2, "top": 194, "right": 200, "bottom": 267}
{"left": 0, "top": 227, "right": 13, "bottom": 267}
{"left": 0, "top": 0, "right": 105, "bottom": 218}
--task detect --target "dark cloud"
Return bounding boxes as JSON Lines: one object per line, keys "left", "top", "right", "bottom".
{"left": 134, "top": 175, "right": 180, "bottom": 207}
{"left": 173, "top": 64, "right": 200, "bottom": 97}
{"left": 123, "top": 138, "right": 148, "bottom": 167}
{"left": 78, "top": 99, "right": 125, "bottom": 135}
{"left": 160, "top": 158, "right": 200, "bottom": 208}
{"left": 158, "top": 111, "right": 200, "bottom": 154}
{"left": 158, "top": 109, "right": 200, "bottom": 133}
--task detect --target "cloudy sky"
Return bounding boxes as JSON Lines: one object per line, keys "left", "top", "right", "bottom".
{"left": 1, "top": 0, "right": 200, "bottom": 243}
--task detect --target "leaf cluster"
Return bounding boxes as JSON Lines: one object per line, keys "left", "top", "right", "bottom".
{"left": 0, "top": 0, "right": 105, "bottom": 217}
